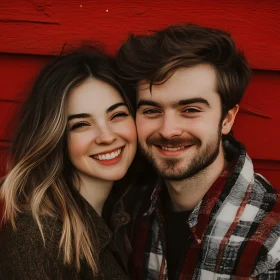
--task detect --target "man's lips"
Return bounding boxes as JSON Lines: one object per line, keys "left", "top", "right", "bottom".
{"left": 154, "top": 143, "right": 194, "bottom": 150}
{"left": 160, "top": 145, "right": 186, "bottom": 151}
{"left": 154, "top": 144, "right": 194, "bottom": 156}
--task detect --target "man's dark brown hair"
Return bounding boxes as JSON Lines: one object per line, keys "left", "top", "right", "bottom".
{"left": 116, "top": 23, "right": 251, "bottom": 116}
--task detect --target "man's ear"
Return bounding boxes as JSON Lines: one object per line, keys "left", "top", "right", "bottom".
{"left": 221, "top": 104, "right": 239, "bottom": 135}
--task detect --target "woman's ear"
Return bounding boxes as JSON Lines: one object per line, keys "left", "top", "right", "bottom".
{"left": 221, "top": 104, "right": 239, "bottom": 135}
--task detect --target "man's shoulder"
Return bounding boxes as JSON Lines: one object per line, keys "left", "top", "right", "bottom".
{"left": 223, "top": 172, "right": 280, "bottom": 276}
{"left": 198, "top": 172, "right": 280, "bottom": 277}
{"left": 230, "top": 171, "right": 280, "bottom": 234}
{"left": 252, "top": 172, "right": 279, "bottom": 226}
{"left": 253, "top": 172, "right": 279, "bottom": 194}
{"left": 249, "top": 175, "right": 280, "bottom": 277}
{"left": 250, "top": 172, "right": 280, "bottom": 219}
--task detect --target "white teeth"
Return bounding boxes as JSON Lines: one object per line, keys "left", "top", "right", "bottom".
{"left": 94, "top": 148, "right": 122, "bottom": 160}
{"left": 161, "top": 146, "right": 185, "bottom": 151}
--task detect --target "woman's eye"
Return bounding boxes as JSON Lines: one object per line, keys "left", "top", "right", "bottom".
{"left": 71, "top": 122, "right": 89, "bottom": 130}
{"left": 111, "top": 112, "right": 129, "bottom": 120}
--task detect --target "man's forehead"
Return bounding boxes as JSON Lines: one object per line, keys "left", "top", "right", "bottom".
{"left": 136, "top": 85, "right": 220, "bottom": 111}
{"left": 136, "top": 66, "right": 218, "bottom": 101}
{"left": 136, "top": 80, "right": 152, "bottom": 101}
{"left": 137, "top": 80, "right": 151, "bottom": 91}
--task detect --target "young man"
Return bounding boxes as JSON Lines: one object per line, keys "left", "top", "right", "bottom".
{"left": 117, "top": 24, "right": 280, "bottom": 279}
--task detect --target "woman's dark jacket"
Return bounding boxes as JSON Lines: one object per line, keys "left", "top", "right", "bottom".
{"left": 0, "top": 193, "right": 131, "bottom": 280}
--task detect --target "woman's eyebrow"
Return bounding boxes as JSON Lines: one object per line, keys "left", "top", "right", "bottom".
{"left": 67, "top": 102, "right": 128, "bottom": 121}
{"left": 68, "top": 113, "right": 91, "bottom": 121}
{"left": 106, "top": 102, "right": 128, "bottom": 113}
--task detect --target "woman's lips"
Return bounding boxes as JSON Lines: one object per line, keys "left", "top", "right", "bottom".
{"left": 91, "top": 147, "right": 124, "bottom": 166}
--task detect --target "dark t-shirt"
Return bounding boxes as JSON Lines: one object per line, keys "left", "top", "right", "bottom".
{"left": 165, "top": 196, "right": 193, "bottom": 279}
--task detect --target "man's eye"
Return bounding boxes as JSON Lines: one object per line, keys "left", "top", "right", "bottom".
{"left": 143, "top": 109, "right": 160, "bottom": 115}
{"left": 183, "top": 108, "right": 200, "bottom": 113}
{"left": 71, "top": 122, "right": 89, "bottom": 130}
{"left": 111, "top": 112, "right": 129, "bottom": 120}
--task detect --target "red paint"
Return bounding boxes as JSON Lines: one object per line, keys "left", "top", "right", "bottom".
{"left": 0, "top": 1, "right": 280, "bottom": 70}
{"left": 234, "top": 71, "right": 280, "bottom": 161}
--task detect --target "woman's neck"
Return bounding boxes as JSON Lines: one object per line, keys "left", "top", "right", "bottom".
{"left": 75, "top": 173, "right": 113, "bottom": 216}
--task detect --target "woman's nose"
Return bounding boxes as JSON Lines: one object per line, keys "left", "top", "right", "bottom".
{"left": 94, "top": 127, "right": 117, "bottom": 145}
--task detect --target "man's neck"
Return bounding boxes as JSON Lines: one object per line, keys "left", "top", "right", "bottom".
{"left": 165, "top": 149, "right": 228, "bottom": 212}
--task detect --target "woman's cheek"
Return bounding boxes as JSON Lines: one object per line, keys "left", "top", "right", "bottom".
{"left": 124, "top": 119, "right": 137, "bottom": 142}
{"left": 68, "top": 133, "right": 92, "bottom": 157}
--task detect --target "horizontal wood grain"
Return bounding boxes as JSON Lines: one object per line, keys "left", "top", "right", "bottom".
{"left": 234, "top": 71, "right": 280, "bottom": 161}
{"left": 0, "top": 1, "right": 280, "bottom": 70}
{"left": 253, "top": 159, "right": 280, "bottom": 188}
{"left": 0, "top": 144, "right": 9, "bottom": 178}
{"left": 0, "top": 54, "right": 51, "bottom": 100}
{"left": 0, "top": 101, "right": 21, "bottom": 140}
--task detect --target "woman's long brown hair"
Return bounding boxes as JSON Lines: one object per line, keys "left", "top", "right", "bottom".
{"left": 0, "top": 47, "right": 133, "bottom": 275}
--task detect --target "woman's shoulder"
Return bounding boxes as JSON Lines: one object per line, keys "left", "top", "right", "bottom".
{"left": 0, "top": 213, "right": 62, "bottom": 259}
{"left": 0, "top": 214, "right": 79, "bottom": 279}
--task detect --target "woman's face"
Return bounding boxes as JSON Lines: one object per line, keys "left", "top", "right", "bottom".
{"left": 66, "top": 78, "right": 137, "bottom": 184}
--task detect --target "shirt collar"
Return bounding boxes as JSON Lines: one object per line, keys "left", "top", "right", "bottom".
{"left": 143, "top": 177, "right": 164, "bottom": 217}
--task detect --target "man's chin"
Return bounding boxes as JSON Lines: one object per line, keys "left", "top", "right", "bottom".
{"left": 154, "top": 163, "right": 187, "bottom": 180}
{"left": 157, "top": 169, "right": 190, "bottom": 181}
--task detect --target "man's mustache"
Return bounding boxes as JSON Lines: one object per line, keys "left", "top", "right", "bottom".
{"left": 146, "top": 136, "right": 200, "bottom": 147}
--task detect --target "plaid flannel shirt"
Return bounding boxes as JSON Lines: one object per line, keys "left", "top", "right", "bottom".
{"left": 129, "top": 137, "right": 280, "bottom": 279}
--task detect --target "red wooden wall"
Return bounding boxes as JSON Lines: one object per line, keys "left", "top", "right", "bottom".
{"left": 0, "top": 1, "right": 279, "bottom": 190}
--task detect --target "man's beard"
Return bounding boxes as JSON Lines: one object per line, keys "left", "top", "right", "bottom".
{"left": 139, "top": 130, "right": 222, "bottom": 181}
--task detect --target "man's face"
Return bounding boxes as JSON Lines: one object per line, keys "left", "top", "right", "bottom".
{"left": 136, "top": 64, "right": 234, "bottom": 181}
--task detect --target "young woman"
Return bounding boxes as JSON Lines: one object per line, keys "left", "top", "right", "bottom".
{"left": 0, "top": 48, "right": 137, "bottom": 279}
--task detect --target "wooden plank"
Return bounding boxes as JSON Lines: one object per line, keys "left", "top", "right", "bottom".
{"left": 0, "top": 1, "right": 280, "bottom": 70}
{"left": 0, "top": 54, "right": 50, "bottom": 100}
{"left": 253, "top": 159, "right": 280, "bottom": 189}
{"left": 0, "top": 143, "right": 9, "bottom": 177}
{"left": 234, "top": 71, "right": 280, "bottom": 161}
{"left": 0, "top": 101, "right": 21, "bottom": 140}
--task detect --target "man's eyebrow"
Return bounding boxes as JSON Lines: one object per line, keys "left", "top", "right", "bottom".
{"left": 68, "top": 102, "right": 128, "bottom": 121}
{"left": 174, "top": 98, "right": 210, "bottom": 108}
{"left": 137, "top": 99, "right": 162, "bottom": 109}
{"left": 137, "top": 98, "right": 210, "bottom": 110}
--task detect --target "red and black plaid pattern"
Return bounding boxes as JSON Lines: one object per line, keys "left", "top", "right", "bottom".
{"left": 130, "top": 137, "right": 280, "bottom": 279}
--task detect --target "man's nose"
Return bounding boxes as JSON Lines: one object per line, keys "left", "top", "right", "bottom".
{"left": 158, "top": 113, "right": 183, "bottom": 139}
